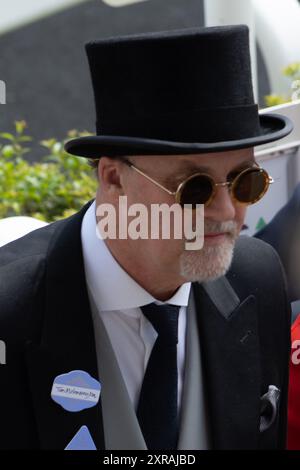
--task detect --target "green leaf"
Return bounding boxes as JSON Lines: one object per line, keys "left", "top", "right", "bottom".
{"left": 0, "top": 133, "right": 14, "bottom": 141}
{"left": 15, "top": 120, "right": 27, "bottom": 134}
{"left": 18, "top": 136, "right": 32, "bottom": 142}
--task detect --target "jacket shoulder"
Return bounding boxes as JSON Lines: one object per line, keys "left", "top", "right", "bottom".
{"left": 0, "top": 220, "right": 65, "bottom": 341}
{"left": 229, "top": 235, "right": 288, "bottom": 291}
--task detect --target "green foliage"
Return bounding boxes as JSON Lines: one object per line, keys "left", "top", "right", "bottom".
{"left": 265, "top": 62, "right": 300, "bottom": 107}
{"left": 0, "top": 121, "right": 97, "bottom": 222}
{"left": 283, "top": 62, "right": 300, "bottom": 80}
{"left": 264, "top": 94, "right": 288, "bottom": 107}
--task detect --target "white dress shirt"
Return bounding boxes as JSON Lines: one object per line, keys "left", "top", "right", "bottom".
{"left": 81, "top": 201, "right": 191, "bottom": 413}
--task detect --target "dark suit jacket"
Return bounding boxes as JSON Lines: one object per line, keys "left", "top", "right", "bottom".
{"left": 255, "top": 183, "right": 300, "bottom": 304}
{"left": 0, "top": 201, "right": 291, "bottom": 449}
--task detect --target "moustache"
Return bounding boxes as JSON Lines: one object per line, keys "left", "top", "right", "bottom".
{"left": 204, "top": 220, "right": 239, "bottom": 238}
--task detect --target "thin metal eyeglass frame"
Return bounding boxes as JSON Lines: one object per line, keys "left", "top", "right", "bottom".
{"left": 119, "top": 157, "right": 274, "bottom": 206}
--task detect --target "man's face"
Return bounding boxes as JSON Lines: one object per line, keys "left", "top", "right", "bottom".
{"left": 98, "top": 148, "right": 255, "bottom": 284}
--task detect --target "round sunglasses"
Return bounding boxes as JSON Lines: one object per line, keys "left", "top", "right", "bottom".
{"left": 119, "top": 157, "right": 274, "bottom": 208}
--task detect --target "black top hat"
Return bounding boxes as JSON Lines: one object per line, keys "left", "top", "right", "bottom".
{"left": 65, "top": 25, "right": 293, "bottom": 158}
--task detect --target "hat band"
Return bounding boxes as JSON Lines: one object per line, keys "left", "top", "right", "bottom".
{"left": 96, "top": 104, "right": 260, "bottom": 142}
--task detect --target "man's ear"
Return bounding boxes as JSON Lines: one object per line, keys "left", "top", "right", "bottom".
{"left": 98, "top": 157, "right": 125, "bottom": 195}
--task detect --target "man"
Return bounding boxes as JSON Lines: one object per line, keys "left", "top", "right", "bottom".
{"left": 0, "top": 26, "right": 293, "bottom": 450}
{"left": 255, "top": 183, "right": 300, "bottom": 305}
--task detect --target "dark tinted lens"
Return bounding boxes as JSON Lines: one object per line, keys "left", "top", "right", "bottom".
{"left": 180, "top": 175, "right": 213, "bottom": 207}
{"left": 233, "top": 169, "right": 267, "bottom": 203}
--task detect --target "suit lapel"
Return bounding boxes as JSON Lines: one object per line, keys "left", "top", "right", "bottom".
{"left": 25, "top": 202, "right": 105, "bottom": 449}
{"left": 193, "top": 276, "right": 261, "bottom": 449}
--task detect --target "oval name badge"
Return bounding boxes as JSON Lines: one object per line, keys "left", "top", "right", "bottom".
{"left": 51, "top": 370, "right": 101, "bottom": 412}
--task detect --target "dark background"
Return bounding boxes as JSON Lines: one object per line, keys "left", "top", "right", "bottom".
{"left": 0, "top": 0, "right": 270, "bottom": 161}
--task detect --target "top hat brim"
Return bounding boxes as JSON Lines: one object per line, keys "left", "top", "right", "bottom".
{"left": 64, "top": 113, "right": 293, "bottom": 159}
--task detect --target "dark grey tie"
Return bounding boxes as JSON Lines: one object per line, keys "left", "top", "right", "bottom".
{"left": 137, "top": 302, "right": 180, "bottom": 450}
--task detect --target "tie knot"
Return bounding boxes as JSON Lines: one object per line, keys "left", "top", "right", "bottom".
{"left": 140, "top": 303, "right": 180, "bottom": 345}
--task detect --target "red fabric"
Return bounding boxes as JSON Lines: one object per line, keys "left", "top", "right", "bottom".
{"left": 288, "top": 313, "right": 300, "bottom": 449}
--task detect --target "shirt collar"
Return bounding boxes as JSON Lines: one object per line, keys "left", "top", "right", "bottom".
{"left": 81, "top": 201, "right": 191, "bottom": 312}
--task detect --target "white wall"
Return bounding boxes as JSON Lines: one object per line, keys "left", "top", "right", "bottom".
{"left": 254, "top": 0, "right": 300, "bottom": 96}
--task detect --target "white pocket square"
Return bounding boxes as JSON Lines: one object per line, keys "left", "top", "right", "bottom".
{"left": 259, "top": 385, "right": 280, "bottom": 433}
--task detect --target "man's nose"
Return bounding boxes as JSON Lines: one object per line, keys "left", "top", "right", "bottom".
{"left": 204, "top": 185, "right": 236, "bottom": 222}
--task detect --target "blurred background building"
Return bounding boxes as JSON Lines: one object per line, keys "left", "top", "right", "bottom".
{"left": 1, "top": 0, "right": 299, "bottom": 161}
